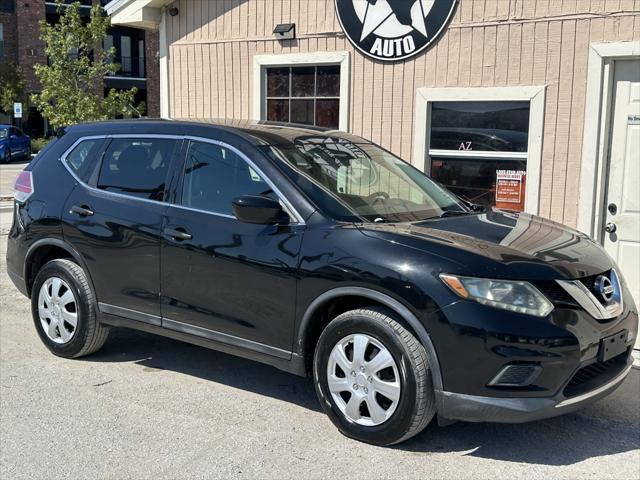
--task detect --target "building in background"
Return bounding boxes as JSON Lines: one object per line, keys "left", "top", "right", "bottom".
{"left": 113, "top": 0, "right": 640, "bottom": 311}
{"left": 0, "top": 0, "right": 160, "bottom": 135}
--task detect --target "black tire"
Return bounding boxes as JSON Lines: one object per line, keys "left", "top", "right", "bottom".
{"left": 3, "top": 149, "right": 10, "bottom": 164}
{"left": 24, "top": 146, "right": 31, "bottom": 160}
{"left": 313, "top": 307, "right": 436, "bottom": 446}
{"left": 31, "top": 259, "right": 109, "bottom": 358}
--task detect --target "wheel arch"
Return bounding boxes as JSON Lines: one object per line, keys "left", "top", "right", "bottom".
{"left": 24, "top": 238, "right": 95, "bottom": 298}
{"left": 296, "top": 286, "right": 443, "bottom": 391}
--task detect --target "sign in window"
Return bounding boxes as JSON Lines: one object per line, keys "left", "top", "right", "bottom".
{"left": 428, "top": 101, "right": 530, "bottom": 210}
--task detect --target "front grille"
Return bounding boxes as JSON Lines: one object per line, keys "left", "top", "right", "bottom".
{"left": 534, "top": 281, "right": 579, "bottom": 307}
{"left": 563, "top": 351, "right": 628, "bottom": 398}
{"left": 534, "top": 271, "right": 609, "bottom": 309}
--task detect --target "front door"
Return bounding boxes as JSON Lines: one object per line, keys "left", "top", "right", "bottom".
{"left": 603, "top": 60, "right": 640, "bottom": 314}
{"left": 160, "top": 139, "right": 303, "bottom": 354}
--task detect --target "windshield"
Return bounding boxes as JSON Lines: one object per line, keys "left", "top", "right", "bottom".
{"left": 0, "top": 128, "right": 8, "bottom": 139}
{"left": 262, "top": 137, "right": 469, "bottom": 222}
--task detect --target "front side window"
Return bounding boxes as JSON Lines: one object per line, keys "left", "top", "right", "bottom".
{"left": 0, "top": 127, "right": 8, "bottom": 139}
{"left": 428, "top": 101, "right": 530, "bottom": 210}
{"left": 263, "top": 137, "right": 468, "bottom": 223}
{"left": 265, "top": 65, "right": 340, "bottom": 129}
{"left": 64, "top": 139, "right": 103, "bottom": 183}
{"left": 181, "top": 141, "right": 271, "bottom": 216}
{"left": 97, "top": 138, "right": 177, "bottom": 201}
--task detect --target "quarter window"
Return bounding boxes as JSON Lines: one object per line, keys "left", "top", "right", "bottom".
{"left": 265, "top": 66, "right": 340, "bottom": 128}
{"left": 181, "top": 141, "right": 271, "bottom": 216}
{"left": 97, "top": 138, "right": 177, "bottom": 201}
{"left": 64, "top": 139, "right": 104, "bottom": 183}
{"left": 428, "top": 101, "right": 530, "bottom": 210}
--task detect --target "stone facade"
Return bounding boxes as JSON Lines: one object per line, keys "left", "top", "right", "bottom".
{"left": 144, "top": 28, "right": 160, "bottom": 118}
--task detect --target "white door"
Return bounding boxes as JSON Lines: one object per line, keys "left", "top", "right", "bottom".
{"left": 603, "top": 60, "right": 640, "bottom": 316}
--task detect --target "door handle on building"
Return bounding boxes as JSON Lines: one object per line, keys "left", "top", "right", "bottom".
{"left": 605, "top": 222, "right": 617, "bottom": 234}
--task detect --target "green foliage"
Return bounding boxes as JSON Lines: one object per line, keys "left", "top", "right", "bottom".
{"left": 31, "top": 1, "right": 143, "bottom": 129}
{"left": 0, "top": 63, "right": 29, "bottom": 115}
{"left": 31, "top": 137, "right": 52, "bottom": 153}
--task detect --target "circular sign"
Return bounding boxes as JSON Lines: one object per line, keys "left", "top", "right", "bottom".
{"left": 336, "top": 0, "right": 458, "bottom": 62}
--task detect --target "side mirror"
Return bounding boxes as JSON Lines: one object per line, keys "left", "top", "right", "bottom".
{"left": 232, "top": 195, "right": 289, "bottom": 225}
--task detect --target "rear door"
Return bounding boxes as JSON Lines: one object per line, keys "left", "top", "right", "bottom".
{"left": 159, "top": 139, "right": 304, "bottom": 353}
{"left": 62, "top": 135, "right": 183, "bottom": 322}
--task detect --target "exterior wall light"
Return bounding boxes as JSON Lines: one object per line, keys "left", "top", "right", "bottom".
{"left": 273, "top": 23, "right": 295, "bottom": 41}
{"left": 168, "top": 7, "right": 179, "bottom": 17}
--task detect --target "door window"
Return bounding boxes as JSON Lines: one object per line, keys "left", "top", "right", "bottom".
{"left": 97, "top": 138, "right": 177, "bottom": 201}
{"left": 181, "top": 141, "right": 271, "bottom": 216}
{"left": 428, "top": 101, "right": 530, "bottom": 210}
{"left": 63, "top": 139, "right": 104, "bottom": 183}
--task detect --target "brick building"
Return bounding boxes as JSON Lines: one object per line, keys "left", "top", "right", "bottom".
{"left": 0, "top": 0, "right": 160, "bottom": 134}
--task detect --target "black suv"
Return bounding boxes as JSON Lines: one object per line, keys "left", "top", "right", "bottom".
{"left": 7, "top": 120, "right": 638, "bottom": 446}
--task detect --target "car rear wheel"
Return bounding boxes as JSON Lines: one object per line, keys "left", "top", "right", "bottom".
{"left": 2, "top": 149, "right": 10, "bottom": 164}
{"left": 313, "top": 307, "right": 436, "bottom": 446}
{"left": 31, "top": 259, "right": 109, "bottom": 358}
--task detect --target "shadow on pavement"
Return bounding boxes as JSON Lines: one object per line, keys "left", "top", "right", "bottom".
{"left": 87, "top": 327, "right": 640, "bottom": 465}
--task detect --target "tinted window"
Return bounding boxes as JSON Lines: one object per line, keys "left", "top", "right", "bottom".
{"left": 97, "top": 138, "right": 177, "bottom": 201}
{"left": 64, "top": 139, "right": 104, "bottom": 183}
{"left": 430, "top": 101, "right": 530, "bottom": 152}
{"left": 181, "top": 141, "right": 270, "bottom": 216}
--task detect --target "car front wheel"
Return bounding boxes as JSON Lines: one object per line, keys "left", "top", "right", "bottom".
{"left": 313, "top": 307, "right": 436, "bottom": 446}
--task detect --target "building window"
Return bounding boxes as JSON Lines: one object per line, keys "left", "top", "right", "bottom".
{"left": 428, "top": 101, "right": 530, "bottom": 210}
{"left": 0, "top": 1, "right": 14, "bottom": 13}
{"left": 413, "top": 86, "right": 546, "bottom": 214}
{"left": 265, "top": 65, "right": 340, "bottom": 129}
{"left": 0, "top": 23, "right": 4, "bottom": 58}
{"left": 253, "top": 52, "right": 350, "bottom": 131}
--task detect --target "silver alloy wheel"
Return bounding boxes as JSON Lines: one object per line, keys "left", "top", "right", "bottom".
{"left": 37, "top": 277, "right": 78, "bottom": 344}
{"left": 327, "top": 333, "right": 401, "bottom": 426}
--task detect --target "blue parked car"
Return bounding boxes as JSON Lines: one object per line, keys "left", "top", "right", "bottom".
{"left": 0, "top": 125, "right": 31, "bottom": 163}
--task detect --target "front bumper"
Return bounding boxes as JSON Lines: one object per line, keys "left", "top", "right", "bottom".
{"left": 437, "top": 362, "right": 633, "bottom": 423}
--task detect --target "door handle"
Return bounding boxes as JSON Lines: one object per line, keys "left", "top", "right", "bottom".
{"left": 70, "top": 205, "right": 94, "bottom": 217}
{"left": 164, "top": 227, "right": 192, "bottom": 241}
{"left": 605, "top": 222, "right": 617, "bottom": 234}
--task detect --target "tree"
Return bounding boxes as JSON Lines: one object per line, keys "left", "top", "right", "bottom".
{"left": 31, "top": 0, "right": 143, "bottom": 129}
{"left": 0, "top": 63, "right": 28, "bottom": 118}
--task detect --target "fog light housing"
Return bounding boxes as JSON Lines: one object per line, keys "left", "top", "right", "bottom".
{"left": 488, "top": 364, "right": 542, "bottom": 387}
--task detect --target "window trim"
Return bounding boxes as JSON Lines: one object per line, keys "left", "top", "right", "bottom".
{"left": 252, "top": 51, "right": 350, "bottom": 131}
{"left": 413, "top": 86, "right": 546, "bottom": 215}
{"left": 59, "top": 134, "right": 305, "bottom": 225}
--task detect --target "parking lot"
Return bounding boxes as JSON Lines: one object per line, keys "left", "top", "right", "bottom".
{"left": 0, "top": 160, "right": 638, "bottom": 479}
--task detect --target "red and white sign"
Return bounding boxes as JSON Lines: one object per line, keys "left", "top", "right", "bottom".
{"left": 495, "top": 170, "right": 526, "bottom": 208}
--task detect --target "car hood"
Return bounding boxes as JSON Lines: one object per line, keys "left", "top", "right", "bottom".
{"left": 357, "top": 210, "right": 613, "bottom": 280}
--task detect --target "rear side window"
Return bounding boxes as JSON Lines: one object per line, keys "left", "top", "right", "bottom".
{"left": 63, "top": 139, "right": 104, "bottom": 183}
{"left": 181, "top": 141, "right": 271, "bottom": 215}
{"left": 97, "top": 138, "right": 177, "bottom": 201}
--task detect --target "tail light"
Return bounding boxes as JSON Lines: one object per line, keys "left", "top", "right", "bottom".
{"left": 14, "top": 170, "right": 34, "bottom": 203}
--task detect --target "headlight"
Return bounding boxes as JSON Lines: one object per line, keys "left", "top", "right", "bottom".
{"left": 440, "top": 274, "right": 554, "bottom": 317}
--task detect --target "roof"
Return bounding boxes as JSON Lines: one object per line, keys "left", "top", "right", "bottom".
{"left": 67, "top": 118, "right": 371, "bottom": 147}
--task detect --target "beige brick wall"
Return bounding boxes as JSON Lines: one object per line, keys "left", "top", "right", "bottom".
{"left": 165, "top": 0, "right": 640, "bottom": 227}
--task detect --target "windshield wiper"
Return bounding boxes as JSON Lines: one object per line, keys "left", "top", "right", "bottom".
{"left": 438, "top": 210, "right": 473, "bottom": 218}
